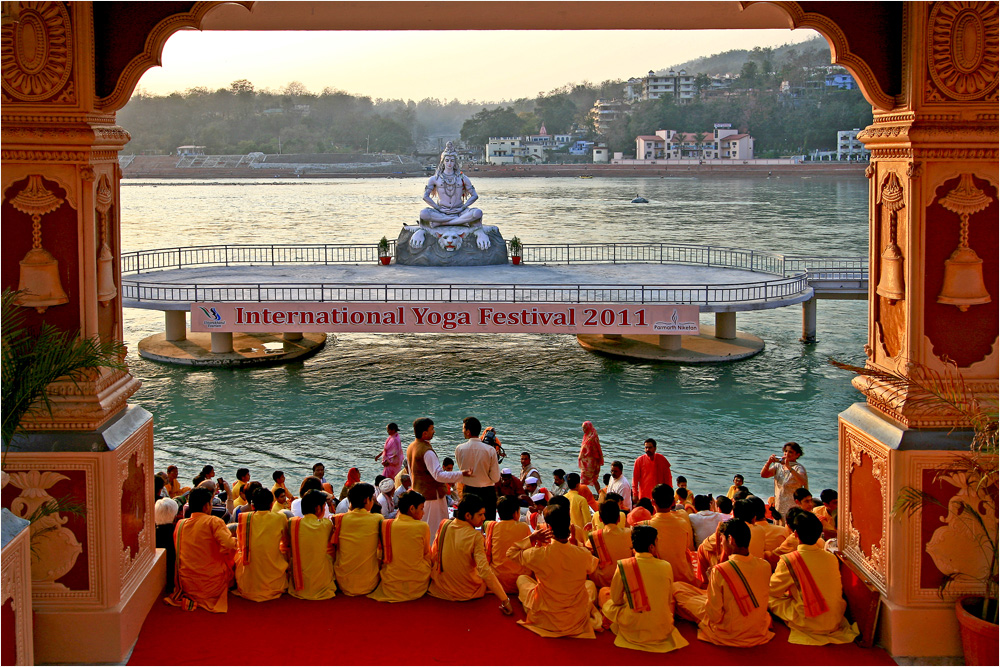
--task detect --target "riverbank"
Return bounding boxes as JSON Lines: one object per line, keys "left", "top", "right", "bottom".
{"left": 121, "top": 155, "right": 866, "bottom": 179}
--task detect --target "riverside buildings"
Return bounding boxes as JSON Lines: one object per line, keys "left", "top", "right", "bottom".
{"left": 635, "top": 124, "right": 755, "bottom": 161}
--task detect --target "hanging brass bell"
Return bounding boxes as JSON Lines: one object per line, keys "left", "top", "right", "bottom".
{"left": 876, "top": 243, "right": 905, "bottom": 302}
{"left": 937, "top": 246, "right": 991, "bottom": 311}
{"left": 16, "top": 247, "right": 70, "bottom": 313}
{"left": 97, "top": 242, "right": 117, "bottom": 304}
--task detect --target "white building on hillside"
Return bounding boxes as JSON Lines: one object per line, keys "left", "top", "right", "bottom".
{"left": 641, "top": 69, "right": 696, "bottom": 103}
{"left": 486, "top": 137, "right": 525, "bottom": 165}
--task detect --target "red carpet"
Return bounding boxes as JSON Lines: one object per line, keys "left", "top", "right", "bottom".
{"left": 128, "top": 592, "right": 896, "bottom": 665}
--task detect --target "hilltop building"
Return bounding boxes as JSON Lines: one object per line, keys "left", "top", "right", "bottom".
{"left": 635, "top": 124, "right": 754, "bottom": 161}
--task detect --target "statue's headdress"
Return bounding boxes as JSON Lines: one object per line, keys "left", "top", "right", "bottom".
{"left": 436, "top": 141, "right": 460, "bottom": 176}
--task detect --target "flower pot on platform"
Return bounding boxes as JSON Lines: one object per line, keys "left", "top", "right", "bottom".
{"left": 512, "top": 256, "right": 521, "bottom": 265}
{"left": 379, "top": 256, "right": 391, "bottom": 265}
{"left": 956, "top": 597, "right": 999, "bottom": 666}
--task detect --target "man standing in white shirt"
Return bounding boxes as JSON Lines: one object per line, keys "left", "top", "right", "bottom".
{"left": 406, "top": 417, "right": 470, "bottom": 544}
{"left": 605, "top": 460, "right": 633, "bottom": 510}
{"left": 454, "top": 416, "right": 501, "bottom": 520}
{"left": 688, "top": 494, "right": 726, "bottom": 547}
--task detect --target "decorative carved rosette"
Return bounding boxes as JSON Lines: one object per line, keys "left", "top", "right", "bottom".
{"left": 0, "top": 1, "right": 74, "bottom": 103}
{"left": 926, "top": 1, "right": 1000, "bottom": 102}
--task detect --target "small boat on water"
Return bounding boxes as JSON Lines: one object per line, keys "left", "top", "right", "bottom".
{"left": 579, "top": 175, "right": 593, "bottom": 179}
{"left": 631, "top": 194, "right": 649, "bottom": 203}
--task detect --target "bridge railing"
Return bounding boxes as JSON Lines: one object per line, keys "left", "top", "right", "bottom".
{"left": 121, "top": 243, "right": 395, "bottom": 274}
{"left": 121, "top": 273, "right": 810, "bottom": 306}
{"left": 519, "top": 243, "right": 787, "bottom": 275}
{"left": 783, "top": 255, "right": 869, "bottom": 280}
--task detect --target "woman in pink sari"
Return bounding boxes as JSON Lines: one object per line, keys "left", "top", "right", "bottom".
{"left": 578, "top": 420, "right": 604, "bottom": 495}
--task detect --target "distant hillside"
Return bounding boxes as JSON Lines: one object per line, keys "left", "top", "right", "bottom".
{"left": 656, "top": 35, "right": 832, "bottom": 76}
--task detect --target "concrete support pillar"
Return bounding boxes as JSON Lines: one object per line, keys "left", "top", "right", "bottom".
{"left": 165, "top": 310, "right": 187, "bottom": 341}
{"left": 801, "top": 297, "right": 817, "bottom": 343}
{"left": 657, "top": 335, "right": 682, "bottom": 350}
{"left": 602, "top": 333, "right": 622, "bottom": 340}
{"left": 210, "top": 332, "right": 234, "bottom": 354}
{"left": 284, "top": 332, "right": 303, "bottom": 341}
{"left": 715, "top": 312, "right": 736, "bottom": 340}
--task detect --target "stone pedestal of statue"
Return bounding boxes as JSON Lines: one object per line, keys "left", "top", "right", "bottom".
{"left": 395, "top": 224, "right": 509, "bottom": 266}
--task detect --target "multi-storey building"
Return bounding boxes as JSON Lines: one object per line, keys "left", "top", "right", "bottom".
{"left": 641, "top": 69, "right": 696, "bottom": 103}
{"left": 590, "top": 99, "right": 627, "bottom": 132}
{"left": 485, "top": 137, "right": 525, "bottom": 165}
{"left": 837, "top": 128, "right": 870, "bottom": 160}
{"left": 634, "top": 124, "right": 754, "bottom": 161}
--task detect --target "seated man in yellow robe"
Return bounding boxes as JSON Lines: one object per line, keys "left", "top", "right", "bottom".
{"left": 564, "top": 472, "right": 593, "bottom": 530}
{"left": 765, "top": 508, "right": 825, "bottom": 569}
{"left": 748, "top": 495, "right": 789, "bottom": 555}
{"left": 271, "top": 487, "right": 291, "bottom": 513}
{"left": 232, "top": 468, "right": 251, "bottom": 508}
{"left": 483, "top": 495, "right": 532, "bottom": 594}
{"left": 506, "top": 505, "right": 600, "bottom": 638}
{"left": 639, "top": 484, "right": 696, "bottom": 585}
{"left": 428, "top": 494, "right": 514, "bottom": 614}
{"left": 331, "top": 482, "right": 383, "bottom": 596}
{"left": 234, "top": 488, "right": 289, "bottom": 601}
{"left": 769, "top": 511, "right": 859, "bottom": 645}
{"left": 287, "top": 490, "right": 337, "bottom": 600}
{"left": 698, "top": 498, "right": 765, "bottom": 576}
{"left": 813, "top": 488, "right": 838, "bottom": 540}
{"left": 599, "top": 525, "right": 688, "bottom": 653}
{"left": 674, "top": 519, "right": 774, "bottom": 646}
{"left": 590, "top": 492, "right": 629, "bottom": 532}
{"left": 548, "top": 494, "right": 589, "bottom": 546}
{"left": 369, "top": 490, "right": 433, "bottom": 602}
{"left": 588, "top": 500, "right": 633, "bottom": 589}
{"left": 165, "top": 487, "right": 237, "bottom": 612}
{"left": 271, "top": 470, "right": 295, "bottom": 503}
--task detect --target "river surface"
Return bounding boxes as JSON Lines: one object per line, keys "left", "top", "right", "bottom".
{"left": 121, "top": 175, "right": 868, "bottom": 499}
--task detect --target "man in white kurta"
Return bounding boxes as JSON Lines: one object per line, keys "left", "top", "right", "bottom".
{"left": 605, "top": 461, "right": 633, "bottom": 511}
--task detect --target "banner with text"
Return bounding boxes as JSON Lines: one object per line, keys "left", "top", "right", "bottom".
{"left": 191, "top": 303, "right": 701, "bottom": 335}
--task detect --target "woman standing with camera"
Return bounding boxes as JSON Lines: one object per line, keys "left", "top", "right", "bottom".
{"left": 760, "top": 442, "right": 808, "bottom": 520}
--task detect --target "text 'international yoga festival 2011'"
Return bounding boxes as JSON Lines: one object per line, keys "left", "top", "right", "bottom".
{"left": 2, "top": 3, "right": 998, "bottom": 666}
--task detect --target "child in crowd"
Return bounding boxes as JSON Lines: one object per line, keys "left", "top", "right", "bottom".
{"left": 369, "top": 490, "right": 432, "bottom": 602}
{"left": 814, "top": 489, "right": 838, "bottom": 539}
{"left": 715, "top": 495, "right": 733, "bottom": 519}
{"left": 483, "top": 495, "right": 532, "bottom": 593}
{"left": 272, "top": 487, "right": 291, "bottom": 512}
{"left": 287, "top": 490, "right": 338, "bottom": 600}
{"left": 232, "top": 468, "right": 251, "bottom": 507}
{"left": 271, "top": 470, "right": 295, "bottom": 502}
{"left": 588, "top": 499, "right": 633, "bottom": 589}
{"left": 727, "top": 474, "right": 745, "bottom": 499}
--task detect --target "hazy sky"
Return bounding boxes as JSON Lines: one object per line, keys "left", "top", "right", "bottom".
{"left": 136, "top": 29, "right": 822, "bottom": 101}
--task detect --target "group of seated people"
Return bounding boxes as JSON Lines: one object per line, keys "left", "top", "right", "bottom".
{"left": 154, "top": 453, "right": 857, "bottom": 653}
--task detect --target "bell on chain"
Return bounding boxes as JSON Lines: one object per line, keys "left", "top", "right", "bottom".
{"left": 97, "top": 242, "right": 117, "bottom": 304}
{"left": 938, "top": 246, "right": 991, "bottom": 312}
{"left": 16, "top": 247, "right": 70, "bottom": 313}
{"left": 876, "top": 243, "right": 905, "bottom": 302}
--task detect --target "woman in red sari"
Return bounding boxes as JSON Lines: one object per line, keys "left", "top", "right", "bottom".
{"left": 578, "top": 420, "right": 604, "bottom": 496}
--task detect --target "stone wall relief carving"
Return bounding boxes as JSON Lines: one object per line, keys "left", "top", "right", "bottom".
{"left": 95, "top": 175, "right": 116, "bottom": 304}
{"left": 7, "top": 470, "right": 83, "bottom": 593}
{"left": 10, "top": 174, "right": 68, "bottom": 313}
{"left": 0, "top": 1, "right": 75, "bottom": 104}
{"left": 935, "top": 173, "right": 993, "bottom": 311}
{"left": 925, "top": 1, "right": 1000, "bottom": 103}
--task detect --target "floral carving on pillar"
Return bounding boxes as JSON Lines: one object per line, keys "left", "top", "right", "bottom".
{"left": 926, "top": 1, "right": 1000, "bottom": 102}
{"left": 0, "top": 1, "right": 75, "bottom": 104}
{"left": 7, "top": 470, "right": 83, "bottom": 593}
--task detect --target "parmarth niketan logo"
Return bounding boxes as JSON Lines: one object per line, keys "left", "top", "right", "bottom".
{"left": 198, "top": 306, "right": 226, "bottom": 328}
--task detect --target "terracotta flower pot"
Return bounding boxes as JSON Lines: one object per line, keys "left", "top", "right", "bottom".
{"left": 379, "top": 256, "right": 391, "bottom": 265}
{"left": 956, "top": 596, "right": 999, "bottom": 666}
{"left": 512, "top": 256, "right": 521, "bottom": 265}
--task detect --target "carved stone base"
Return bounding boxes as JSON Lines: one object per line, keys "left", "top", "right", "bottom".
{"left": 395, "top": 224, "right": 508, "bottom": 266}
{"left": 1, "top": 514, "right": 34, "bottom": 666}
{"left": 838, "top": 403, "right": 992, "bottom": 658}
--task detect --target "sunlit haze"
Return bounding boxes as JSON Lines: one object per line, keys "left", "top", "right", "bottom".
{"left": 136, "top": 29, "right": 822, "bottom": 101}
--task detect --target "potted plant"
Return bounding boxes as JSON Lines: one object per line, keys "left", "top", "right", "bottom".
{"left": 509, "top": 236, "right": 522, "bottom": 265}
{"left": 2, "top": 288, "right": 127, "bottom": 464}
{"left": 377, "top": 236, "right": 391, "bottom": 265}
{"left": 832, "top": 358, "right": 998, "bottom": 664}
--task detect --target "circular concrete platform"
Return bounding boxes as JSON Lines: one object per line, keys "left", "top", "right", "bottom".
{"left": 138, "top": 332, "right": 328, "bottom": 367}
{"left": 577, "top": 325, "right": 764, "bottom": 363}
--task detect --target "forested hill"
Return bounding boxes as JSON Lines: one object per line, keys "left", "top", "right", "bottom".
{"left": 662, "top": 35, "right": 832, "bottom": 76}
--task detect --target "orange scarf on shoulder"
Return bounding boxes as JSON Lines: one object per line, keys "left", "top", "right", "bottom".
{"left": 617, "top": 557, "right": 651, "bottom": 613}
{"left": 714, "top": 559, "right": 759, "bottom": 616}
{"left": 783, "top": 551, "right": 830, "bottom": 618}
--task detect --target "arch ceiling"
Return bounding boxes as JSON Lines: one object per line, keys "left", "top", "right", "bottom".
{"left": 93, "top": 1, "right": 901, "bottom": 111}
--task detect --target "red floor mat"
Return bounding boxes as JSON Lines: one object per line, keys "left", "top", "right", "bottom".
{"left": 128, "top": 591, "right": 896, "bottom": 665}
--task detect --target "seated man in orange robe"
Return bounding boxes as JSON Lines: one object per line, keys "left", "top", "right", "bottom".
{"left": 639, "top": 484, "right": 696, "bottom": 585}
{"left": 287, "top": 490, "right": 338, "bottom": 600}
{"left": 165, "top": 465, "right": 191, "bottom": 499}
{"left": 590, "top": 493, "right": 629, "bottom": 532}
{"left": 698, "top": 498, "right": 765, "bottom": 575}
{"left": 484, "top": 495, "right": 533, "bottom": 594}
{"left": 506, "top": 505, "right": 601, "bottom": 638}
{"left": 813, "top": 488, "right": 838, "bottom": 540}
{"left": 428, "top": 494, "right": 514, "bottom": 614}
{"left": 599, "top": 525, "right": 688, "bottom": 653}
{"left": 588, "top": 500, "right": 633, "bottom": 589}
{"left": 331, "top": 482, "right": 384, "bottom": 596}
{"left": 165, "top": 487, "right": 237, "bottom": 612}
{"left": 765, "top": 507, "right": 825, "bottom": 569}
{"left": 769, "top": 511, "right": 858, "bottom": 645}
{"left": 674, "top": 519, "right": 774, "bottom": 646}
{"left": 370, "top": 490, "right": 433, "bottom": 602}
{"left": 234, "top": 488, "right": 289, "bottom": 601}
{"left": 748, "top": 495, "right": 788, "bottom": 555}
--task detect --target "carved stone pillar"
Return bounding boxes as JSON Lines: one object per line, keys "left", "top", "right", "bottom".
{"left": 1, "top": 3, "right": 163, "bottom": 662}
{"left": 843, "top": 1, "right": 998, "bottom": 658}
